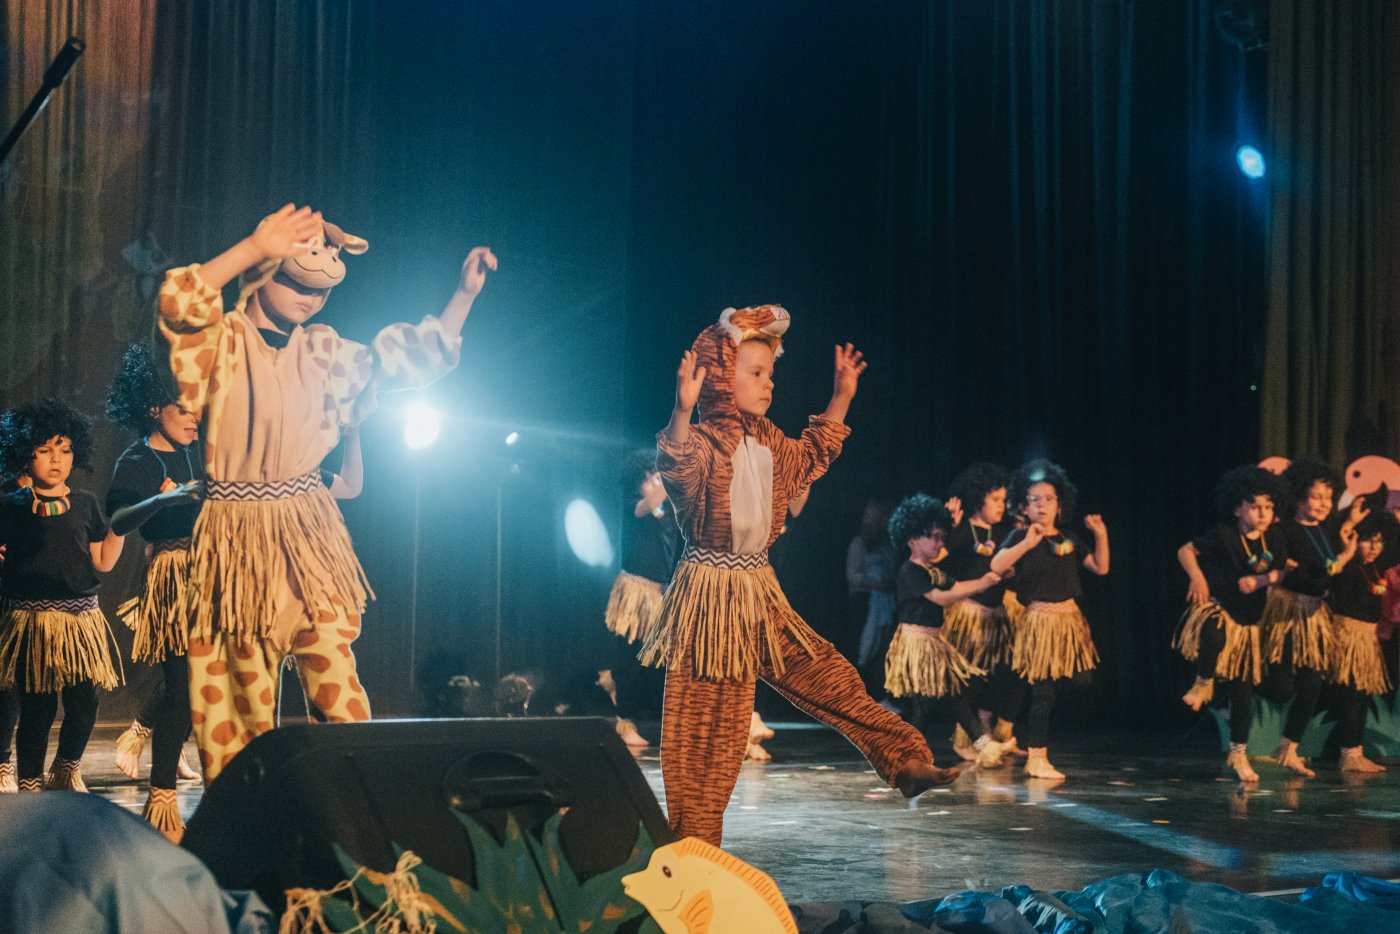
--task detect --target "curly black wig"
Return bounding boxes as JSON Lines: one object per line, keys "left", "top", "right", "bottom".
{"left": 949, "top": 462, "right": 1010, "bottom": 516}
{"left": 105, "top": 341, "right": 179, "bottom": 436}
{"left": 1214, "top": 464, "right": 1283, "bottom": 524}
{"left": 620, "top": 447, "right": 658, "bottom": 494}
{"left": 0, "top": 397, "right": 94, "bottom": 479}
{"left": 1282, "top": 458, "right": 1342, "bottom": 515}
{"left": 1011, "top": 458, "right": 1077, "bottom": 523}
{"left": 888, "top": 492, "right": 953, "bottom": 552}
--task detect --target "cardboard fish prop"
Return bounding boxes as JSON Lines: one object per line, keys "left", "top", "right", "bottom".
{"left": 622, "top": 837, "right": 797, "bottom": 934}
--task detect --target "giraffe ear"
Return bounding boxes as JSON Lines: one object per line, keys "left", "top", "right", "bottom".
{"left": 322, "top": 219, "right": 368, "bottom": 255}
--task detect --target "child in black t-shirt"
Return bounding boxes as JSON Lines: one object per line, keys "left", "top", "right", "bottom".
{"left": 884, "top": 493, "right": 1007, "bottom": 769}
{"left": 1326, "top": 507, "right": 1395, "bottom": 772}
{"left": 1174, "top": 465, "right": 1287, "bottom": 783}
{"left": 0, "top": 399, "right": 125, "bottom": 792}
{"left": 991, "top": 460, "right": 1110, "bottom": 780}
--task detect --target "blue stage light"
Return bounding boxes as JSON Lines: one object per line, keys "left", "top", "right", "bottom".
{"left": 403, "top": 401, "right": 441, "bottom": 449}
{"left": 1236, "top": 145, "right": 1265, "bottom": 179}
{"left": 565, "top": 499, "right": 614, "bottom": 567}
{"left": 505, "top": 431, "right": 519, "bottom": 446}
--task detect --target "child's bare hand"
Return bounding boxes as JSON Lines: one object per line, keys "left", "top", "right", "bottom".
{"left": 675, "top": 350, "right": 706, "bottom": 414}
{"left": 1187, "top": 578, "right": 1210, "bottom": 604}
{"left": 1346, "top": 497, "right": 1370, "bottom": 528}
{"left": 832, "top": 343, "right": 867, "bottom": 401}
{"left": 1238, "top": 575, "right": 1261, "bottom": 594}
{"left": 251, "top": 204, "right": 322, "bottom": 261}
{"left": 945, "top": 497, "right": 963, "bottom": 527}
{"left": 458, "top": 247, "right": 498, "bottom": 298}
{"left": 1024, "top": 523, "right": 1047, "bottom": 547}
{"left": 1084, "top": 514, "right": 1107, "bottom": 537}
{"left": 980, "top": 571, "right": 1003, "bottom": 588}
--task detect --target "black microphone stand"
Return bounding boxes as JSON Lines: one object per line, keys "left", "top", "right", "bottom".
{"left": 0, "top": 36, "right": 85, "bottom": 165}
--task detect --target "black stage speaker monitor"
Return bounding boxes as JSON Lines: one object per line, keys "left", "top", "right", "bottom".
{"left": 182, "top": 717, "right": 674, "bottom": 913}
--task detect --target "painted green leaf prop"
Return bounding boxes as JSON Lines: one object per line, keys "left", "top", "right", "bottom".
{"left": 1209, "top": 697, "right": 1332, "bottom": 757}
{"left": 1364, "top": 688, "right": 1400, "bottom": 757}
{"left": 282, "top": 811, "right": 661, "bottom": 933}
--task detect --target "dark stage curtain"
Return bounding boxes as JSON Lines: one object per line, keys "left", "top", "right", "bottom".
{"left": 1260, "top": 1, "right": 1400, "bottom": 464}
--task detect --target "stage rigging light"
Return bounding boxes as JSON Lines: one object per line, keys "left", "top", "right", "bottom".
{"left": 403, "top": 401, "right": 442, "bottom": 450}
{"left": 505, "top": 431, "right": 519, "bottom": 446}
{"left": 1235, "top": 145, "right": 1265, "bottom": 179}
{"left": 565, "top": 498, "right": 614, "bottom": 567}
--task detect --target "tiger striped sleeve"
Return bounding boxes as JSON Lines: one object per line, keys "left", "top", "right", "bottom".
{"left": 656, "top": 427, "right": 714, "bottom": 517}
{"left": 774, "top": 415, "right": 851, "bottom": 498}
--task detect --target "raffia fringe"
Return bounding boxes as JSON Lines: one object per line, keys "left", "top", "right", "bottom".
{"left": 118, "top": 546, "right": 191, "bottom": 663}
{"left": 0, "top": 607, "right": 121, "bottom": 691}
{"left": 142, "top": 791, "right": 185, "bottom": 833}
{"left": 1260, "top": 588, "right": 1332, "bottom": 670}
{"left": 186, "top": 485, "right": 372, "bottom": 644}
{"left": 638, "top": 559, "right": 819, "bottom": 680}
{"left": 941, "top": 599, "right": 1014, "bottom": 669}
{"left": 1330, "top": 614, "right": 1392, "bottom": 694}
{"left": 1172, "top": 603, "right": 1261, "bottom": 684}
{"left": 281, "top": 850, "right": 433, "bottom": 934}
{"left": 1003, "top": 590, "right": 1025, "bottom": 625}
{"left": 604, "top": 571, "right": 664, "bottom": 644}
{"left": 1011, "top": 600, "right": 1098, "bottom": 682}
{"left": 884, "top": 623, "right": 985, "bottom": 698}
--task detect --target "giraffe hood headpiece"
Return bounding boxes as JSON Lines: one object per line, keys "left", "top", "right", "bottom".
{"left": 690, "top": 305, "right": 789, "bottom": 426}
{"left": 236, "top": 217, "right": 369, "bottom": 306}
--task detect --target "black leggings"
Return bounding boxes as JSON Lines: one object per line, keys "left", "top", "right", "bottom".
{"left": 0, "top": 685, "right": 18, "bottom": 764}
{"left": 16, "top": 683, "right": 97, "bottom": 779}
{"left": 993, "top": 676, "right": 1062, "bottom": 748}
{"left": 1333, "top": 687, "right": 1371, "bottom": 749}
{"left": 1259, "top": 660, "right": 1325, "bottom": 743}
{"left": 904, "top": 692, "right": 983, "bottom": 747}
{"left": 1223, "top": 679, "right": 1254, "bottom": 744}
{"left": 1194, "top": 611, "right": 1233, "bottom": 679}
{"left": 148, "top": 652, "right": 191, "bottom": 789}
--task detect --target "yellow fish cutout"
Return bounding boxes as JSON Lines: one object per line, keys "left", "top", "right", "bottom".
{"left": 622, "top": 837, "right": 797, "bottom": 934}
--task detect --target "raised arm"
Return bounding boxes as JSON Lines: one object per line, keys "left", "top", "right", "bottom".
{"left": 664, "top": 350, "right": 706, "bottom": 447}
{"left": 1083, "top": 514, "right": 1110, "bottom": 575}
{"left": 819, "top": 343, "right": 867, "bottom": 425}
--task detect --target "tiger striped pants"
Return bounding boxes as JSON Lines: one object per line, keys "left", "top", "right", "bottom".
{"left": 661, "top": 628, "right": 933, "bottom": 846}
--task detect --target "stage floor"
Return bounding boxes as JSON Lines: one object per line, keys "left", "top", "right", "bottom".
{"left": 81, "top": 719, "right": 1400, "bottom": 906}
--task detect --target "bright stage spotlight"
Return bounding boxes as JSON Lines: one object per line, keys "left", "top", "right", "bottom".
{"left": 403, "top": 401, "right": 442, "bottom": 450}
{"left": 1235, "top": 145, "right": 1265, "bottom": 179}
{"left": 505, "top": 431, "right": 519, "bottom": 446}
{"left": 564, "top": 498, "right": 614, "bottom": 567}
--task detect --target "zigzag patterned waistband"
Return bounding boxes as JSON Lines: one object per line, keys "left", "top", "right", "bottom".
{"left": 206, "top": 471, "right": 322, "bottom": 502}
{"left": 150, "top": 537, "right": 192, "bottom": 554}
{"left": 681, "top": 545, "right": 769, "bottom": 570}
{"left": 5, "top": 594, "right": 100, "bottom": 613}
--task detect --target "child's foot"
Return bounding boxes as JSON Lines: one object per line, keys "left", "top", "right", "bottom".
{"left": 615, "top": 718, "right": 650, "bottom": 748}
{"left": 0, "top": 762, "right": 15, "bottom": 794}
{"left": 973, "top": 736, "right": 1011, "bottom": 769}
{"left": 749, "top": 711, "right": 775, "bottom": 741}
{"left": 142, "top": 787, "right": 185, "bottom": 844}
{"left": 1024, "top": 748, "right": 1065, "bottom": 780}
{"left": 176, "top": 752, "right": 202, "bottom": 782}
{"left": 114, "top": 720, "right": 150, "bottom": 780}
{"left": 950, "top": 724, "right": 977, "bottom": 761}
{"left": 992, "top": 719, "right": 1028, "bottom": 758}
{"left": 1181, "top": 677, "right": 1214, "bottom": 711}
{"left": 894, "top": 760, "right": 961, "bottom": 797}
{"left": 1274, "top": 740, "right": 1316, "bottom": 778}
{"left": 745, "top": 739, "right": 772, "bottom": 762}
{"left": 18, "top": 777, "right": 42, "bottom": 793}
{"left": 1226, "top": 743, "right": 1259, "bottom": 783}
{"left": 1340, "top": 746, "right": 1386, "bottom": 773}
{"left": 45, "top": 758, "right": 87, "bottom": 792}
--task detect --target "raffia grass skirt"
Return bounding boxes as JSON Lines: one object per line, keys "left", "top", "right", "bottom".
{"left": 941, "top": 598, "right": 1014, "bottom": 669}
{"left": 1330, "top": 614, "right": 1392, "bottom": 694}
{"left": 117, "top": 540, "right": 191, "bottom": 664}
{"left": 1172, "top": 602, "right": 1262, "bottom": 684}
{"left": 638, "top": 559, "right": 819, "bottom": 681}
{"left": 1260, "top": 587, "right": 1333, "bottom": 671}
{"left": 187, "top": 482, "right": 372, "bottom": 644}
{"left": 1003, "top": 589, "right": 1025, "bottom": 624}
{"left": 884, "top": 623, "right": 986, "bottom": 698}
{"left": 0, "top": 597, "right": 121, "bottom": 692}
{"left": 1011, "top": 599, "right": 1098, "bottom": 683}
{"left": 604, "top": 570, "right": 664, "bottom": 644}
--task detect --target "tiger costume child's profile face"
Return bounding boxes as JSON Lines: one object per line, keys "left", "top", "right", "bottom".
{"left": 692, "top": 304, "right": 789, "bottom": 423}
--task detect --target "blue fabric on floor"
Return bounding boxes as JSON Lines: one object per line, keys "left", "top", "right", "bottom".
{"left": 792, "top": 869, "right": 1400, "bottom": 934}
{"left": 0, "top": 793, "right": 273, "bottom": 934}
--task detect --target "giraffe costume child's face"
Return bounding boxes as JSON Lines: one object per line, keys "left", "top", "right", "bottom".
{"left": 241, "top": 217, "right": 369, "bottom": 328}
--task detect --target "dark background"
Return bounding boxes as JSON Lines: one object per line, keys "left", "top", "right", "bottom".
{"left": 2, "top": 0, "right": 1396, "bottom": 727}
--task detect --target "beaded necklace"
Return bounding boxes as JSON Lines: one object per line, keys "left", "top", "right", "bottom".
{"left": 1239, "top": 532, "right": 1272, "bottom": 573}
{"left": 15, "top": 474, "right": 69, "bottom": 517}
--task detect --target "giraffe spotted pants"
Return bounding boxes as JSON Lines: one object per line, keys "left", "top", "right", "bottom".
{"left": 187, "top": 599, "right": 370, "bottom": 781}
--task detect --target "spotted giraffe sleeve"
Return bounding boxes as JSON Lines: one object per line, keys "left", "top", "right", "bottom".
{"left": 371, "top": 316, "right": 463, "bottom": 390}
{"left": 772, "top": 415, "right": 851, "bottom": 499}
{"left": 156, "top": 264, "right": 227, "bottom": 420}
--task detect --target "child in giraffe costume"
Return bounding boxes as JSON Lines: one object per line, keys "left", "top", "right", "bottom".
{"left": 158, "top": 204, "right": 495, "bottom": 779}
{"left": 640, "top": 306, "right": 958, "bottom": 846}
